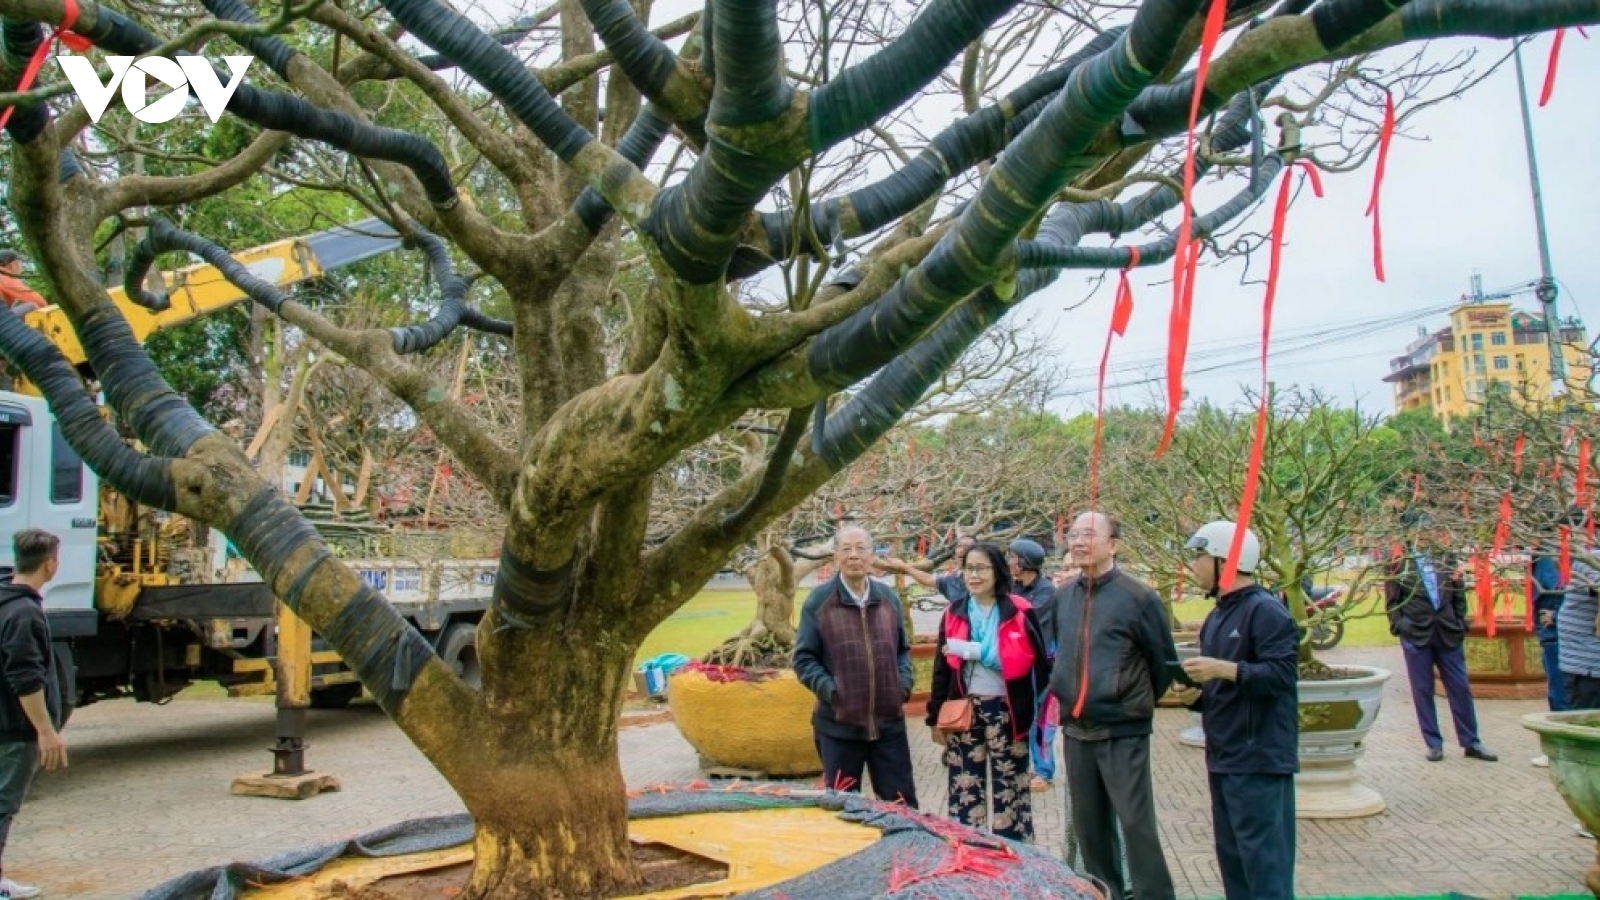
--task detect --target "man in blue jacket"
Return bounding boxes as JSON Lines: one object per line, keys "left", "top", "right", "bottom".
{"left": 1174, "top": 521, "right": 1299, "bottom": 900}
{"left": 794, "top": 526, "right": 918, "bottom": 807}
{"left": 0, "top": 529, "right": 66, "bottom": 900}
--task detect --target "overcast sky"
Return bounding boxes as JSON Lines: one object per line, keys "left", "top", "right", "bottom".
{"left": 1024, "top": 35, "right": 1600, "bottom": 419}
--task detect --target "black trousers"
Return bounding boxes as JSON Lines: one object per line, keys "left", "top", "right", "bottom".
{"left": 1209, "top": 772, "right": 1296, "bottom": 900}
{"left": 1565, "top": 672, "right": 1600, "bottom": 710}
{"left": 1063, "top": 734, "right": 1176, "bottom": 900}
{"left": 816, "top": 730, "right": 919, "bottom": 809}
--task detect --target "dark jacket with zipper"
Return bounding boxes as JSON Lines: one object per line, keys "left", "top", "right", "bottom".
{"left": 1049, "top": 566, "right": 1177, "bottom": 741}
{"left": 793, "top": 575, "right": 913, "bottom": 741}
{"left": 1384, "top": 551, "right": 1468, "bottom": 649}
{"left": 0, "top": 580, "right": 62, "bottom": 743}
{"left": 1191, "top": 582, "right": 1299, "bottom": 775}
{"left": 1015, "top": 574, "right": 1058, "bottom": 655}
{"left": 924, "top": 594, "right": 1050, "bottom": 742}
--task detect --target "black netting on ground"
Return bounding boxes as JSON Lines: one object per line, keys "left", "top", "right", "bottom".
{"left": 138, "top": 785, "right": 1103, "bottom": 899}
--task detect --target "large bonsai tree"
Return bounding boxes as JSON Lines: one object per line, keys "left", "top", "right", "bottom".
{"left": 1, "top": 0, "right": 1594, "bottom": 895}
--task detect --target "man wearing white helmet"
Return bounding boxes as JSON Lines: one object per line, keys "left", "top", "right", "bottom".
{"left": 1172, "top": 520, "right": 1299, "bottom": 900}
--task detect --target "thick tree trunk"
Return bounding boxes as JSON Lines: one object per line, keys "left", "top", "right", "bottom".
{"left": 747, "top": 546, "right": 797, "bottom": 646}
{"left": 458, "top": 621, "right": 642, "bottom": 899}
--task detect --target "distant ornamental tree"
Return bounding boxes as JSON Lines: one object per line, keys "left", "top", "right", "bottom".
{"left": 0, "top": 0, "right": 1595, "bottom": 895}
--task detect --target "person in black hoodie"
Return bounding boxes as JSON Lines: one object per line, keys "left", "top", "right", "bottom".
{"left": 1174, "top": 521, "right": 1298, "bottom": 900}
{"left": 0, "top": 529, "right": 65, "bottom": 900}
{"left": 1049, "top": 511, "right": 1178, "bottom": 900}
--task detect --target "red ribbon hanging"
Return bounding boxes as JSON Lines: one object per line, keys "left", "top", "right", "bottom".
{"left": 1513, "top": 433, "right": 1526, "bottom": 475}
{"left": 1091, "top": 249, "right": 1139, "bottom": 513}
{"left": 1157, "top": 0, "right": 1230, "bottom": 457}
{"left": 1364, "top": 90, "right": 1396, "bottom": 282}
{"left": 1411, "top": 473, "right": 1424, "bottom": 502}
{"left": 0, "top": 0, "right": 91, "bottom": 132}
{"left": 1475, "top": 553, "right": 1495, "bottom": 637}
{"left": 1492, "top": 491, "right": 1512, "bottom": 560}
{"left": 1221, "top": 162, "right": 1322, "bottom": 591}
{"left": 1578, "top": 438, "right": 1592, "bottom": 503}
{"left": 1540, "top": 28, "right": 1589, "bottom": 108}
{"left": 1562, "top": 525, "right": 1574, "bottom": 584}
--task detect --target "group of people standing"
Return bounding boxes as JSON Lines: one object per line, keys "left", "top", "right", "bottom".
{"left": 793, "top": 512, "right": 1301, "bottom": 900}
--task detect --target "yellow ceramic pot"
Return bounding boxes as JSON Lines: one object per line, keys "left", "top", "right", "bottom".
{"left": 667, "top": 667, "right": 822, "bottom": 777}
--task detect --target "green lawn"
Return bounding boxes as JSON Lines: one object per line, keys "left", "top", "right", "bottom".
{"left": 634, "top": 589, "right": 763, "bottom": 670}
{"left": 1170, "top": 587, "right": 1398, "bottom": 649}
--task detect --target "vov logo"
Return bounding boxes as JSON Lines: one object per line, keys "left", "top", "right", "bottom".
{"left": 56, "top": 56, "right": 253, "bottom": 125}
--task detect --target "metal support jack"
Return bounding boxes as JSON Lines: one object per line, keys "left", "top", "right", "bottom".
{"left": 231, "top": 602, "right": 342, "bottom": 800}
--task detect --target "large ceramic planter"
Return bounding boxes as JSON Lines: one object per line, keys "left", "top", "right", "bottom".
{"left": 1458, "top": 617, "right": 1547, "bottom": 700}
{"left": 1523, "top": 710, "right": 1600, "bottom": 896}
{"left": 667, "top": 667, "right": 822, "bottom": 777}
{"left": 1297, "top": 664, "right": 1391, "bottom": 819}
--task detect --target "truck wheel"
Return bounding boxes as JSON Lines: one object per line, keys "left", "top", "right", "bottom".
{"left": 439, "top": 623, "right": 481, "bottom": 690}
{"left": 309, "top": 683, "right": 363, "bottom": 709}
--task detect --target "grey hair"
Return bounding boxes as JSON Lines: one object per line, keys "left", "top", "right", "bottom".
{"left": 834, "top": 525, "right": 873, "bottom": 548}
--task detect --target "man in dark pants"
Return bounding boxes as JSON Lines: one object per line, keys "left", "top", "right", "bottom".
{"left": 1384, "top": 513, "right": 1497, "bottom": 762}
{"left": 0, "top": 529, "right": 66, "bottom": 900}
{"left": 1174, "top": 521, "right": 1299, "bottom": 900}
{"left": 794, "top": 525, "right": 919, "bottom": 807}
{"left": 1049, "top": 511, "right": 1178, "bottom": 900}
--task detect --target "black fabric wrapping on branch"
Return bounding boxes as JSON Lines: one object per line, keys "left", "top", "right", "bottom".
{"left": 1401, "top": 0, "right": 1600, "bottom": 37}
{"left": 575, "top": 106, "right": 672, "bottom": 233}
{"left": 815, "top": 89, "right": 1270, "bottom": 467}
{"left": 377, "top": 0, "right": 596, "bottom": 163}
{"left": 1, "top": 20, "right": 49, "bottom": 144}
{"left": 0, "top": 303, "right": 178, "bottom": 509}
{"left": 579, "top": 0, "right": 680, "bottom": 100}
{"left": 745, "top": 28, "right": 1124, "bottom": 279}
{"left": 806, "top": 0, "right": 1204, "bottom": 392}
{"left": 197, "top": 0, "right": 297, "bottom": 78}
{"left": 74, "top": 303, "right": 215, "bottom": 457}
{"left": 490, "top": 546, "right": 572, "bottom": 627}
{"left": 807, "top": 0, "right": 1019, "bottom": 151}
{"left": 708, "top": 0, "right": 790, "bottom": 126}
{"left": 389, "top": 225, "right": 513, "bottom": 353}
{"left": 321, "top": 583, "right": 435, "bottom": 710}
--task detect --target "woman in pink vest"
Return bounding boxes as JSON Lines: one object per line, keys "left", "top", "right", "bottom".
{"left": 925, "top": 542, "right": 1051, "bottom": 841}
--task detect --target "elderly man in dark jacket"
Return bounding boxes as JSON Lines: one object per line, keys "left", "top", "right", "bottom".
{"left": 1049, "top": 511, "right": 1178, "bottom": 900}
{"left": 1385, "top": 513, "right": 1496, "bottom": 762}
{"left": 794, "top": 526, "right": 918, "bottom": 807}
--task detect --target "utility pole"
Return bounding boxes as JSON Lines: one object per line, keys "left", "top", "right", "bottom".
{"left": 1512, "top": 40, "right": 1568, "bottom": 394}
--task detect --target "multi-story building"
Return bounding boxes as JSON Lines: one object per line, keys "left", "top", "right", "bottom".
{"left": 1384, "top": 301, "right": 1591, "bottom": 421}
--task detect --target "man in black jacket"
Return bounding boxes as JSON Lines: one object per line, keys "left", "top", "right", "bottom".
{"left": 1385, "top": 513, "right": 1496, "bottom": 763}
{"left": 793, "top": 526, "right": 918, "bottom": 807}
{"left": 0, "top": 529, "right": 65, "bottom": 900}
{"left": 1049, "top": 511, "right": 1177, "bottom": 900}
{"left": 1175, "top": 521, "right": 1299, "bottom": 900}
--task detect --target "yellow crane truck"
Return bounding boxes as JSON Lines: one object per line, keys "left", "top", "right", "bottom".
{"left": 6, "top": 220, "right": 493, "bottom": 727}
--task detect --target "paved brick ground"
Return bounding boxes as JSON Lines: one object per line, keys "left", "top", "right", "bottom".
{"left": 13, "top": 643, "right": 1594, "bottom": 899}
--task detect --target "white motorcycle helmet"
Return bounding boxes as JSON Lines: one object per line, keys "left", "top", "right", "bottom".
{"left": 1185, "top": 520, "right": 1262, "bottom": 581}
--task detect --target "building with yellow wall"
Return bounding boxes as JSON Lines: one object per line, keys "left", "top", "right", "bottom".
{"left": 1383, "top": 301, "right": 1592, "bottom": 421}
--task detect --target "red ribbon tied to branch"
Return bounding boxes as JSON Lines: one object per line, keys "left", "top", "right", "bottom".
{"left": 0, "top": 0, "right": 92, "bottom": 132}
{"left": 1158, "top": 0, "right": 1230, "bottom": 457}
{"left": 1364, "top": 89, "right": 1396, "bottom": 282}
{"left": 1541, "top": 27, "right": 1591, "bottom": 108}
{"left": 1221, "top": 161, "right": 1322, "bottom": 591}
{"left": 1091, "top": 248, "right": 1139, "bottom": 514}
